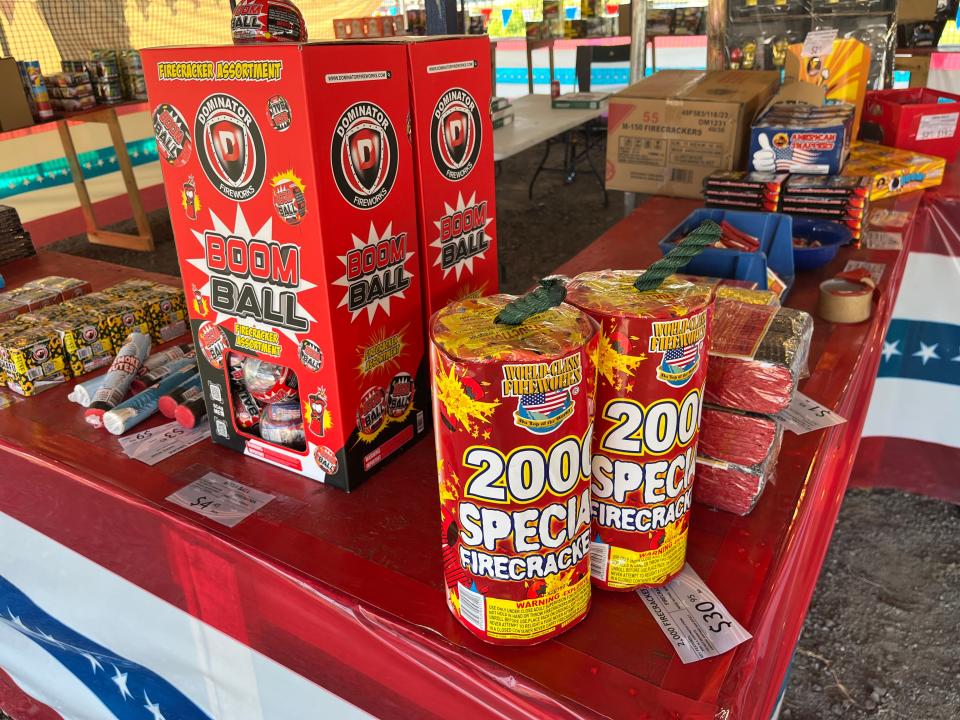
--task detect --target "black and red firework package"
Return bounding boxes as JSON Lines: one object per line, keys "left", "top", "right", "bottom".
{"left": 704, "top": 170, "right": 788, "bottom": 196}
{"left": 706, "top": 299, "right": 813, "bottom": 414}
{"left": 694, "top": 427, "right": 782, "bottom": 516}
{"left": 231, "top": 0, "right": 307, "bottom": 43}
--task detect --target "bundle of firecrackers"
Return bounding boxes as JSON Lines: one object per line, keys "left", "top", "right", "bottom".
{"left": 0, "top": 277, "right": 187, "bottom": 397}
{"left": 0, "top": 206, "right": 36, "bottom": 265}
{"left": 62, "top": 49, "right": 146, "bottom": 106}
{"left": 694, "top": 291, "right": 813, "bottom": 515}
{"left": 678, "top": 220, "right": 763, "bottom": 251}
{"left": 43, "top": 70, "right": 96, "bottom": 113}
{"left": 842, "top": 141, "right": 947, "bottom": 201}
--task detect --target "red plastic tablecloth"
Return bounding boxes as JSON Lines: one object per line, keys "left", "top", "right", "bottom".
{"left": 0, "top": 187, "right": 923, "bottom": 719}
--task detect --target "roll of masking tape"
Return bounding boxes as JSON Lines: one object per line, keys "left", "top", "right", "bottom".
{"left": 817, "top": 278, "right": 873, "bottom": 324}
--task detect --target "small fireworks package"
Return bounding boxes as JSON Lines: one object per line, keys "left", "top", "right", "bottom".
{"left": 0, "top": 296, "right": 27, "bottom": 322}
{"left": 842, "top": 142, "right": 946, "bottom": 200}
{"left": 566, "top": 271, "right": 715, "bottom": 591}
{"left": 706, "top": 298, "right": 813, "bottom": 415}
{"left": 431, "top": 294, "right": 598, "bottom": 645}
{"left": 136, "top": 285, "right": 189, "bottom": 343}
{"left": 64, "top": 292, "right": 151, "bottom": 353}
{"left": 695, "top": 431, "right": 781, "bottom": 516}
{"left": 749, "top": 102, "right": 855, "bottom": 175}
{"left": 4, "top": 286, "right": 60, "bottom": 312}
{"left": 0, "top": 324, "right": 70, "bottom": 396}
{"left": 703, "top": 170, "right": 787, "bottom": 212}
{"left": 40, "top": 307, "right": 113, "bottom": 376}
{"left": 23, "top": 275, "right": 92, "bottom": 302}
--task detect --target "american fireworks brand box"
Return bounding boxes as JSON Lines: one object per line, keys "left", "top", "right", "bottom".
{"left": 143, "top": 42, "right": 429, "bottom": 490}
{"left": 403, "top": 36, "right": 499, "bottom": 319}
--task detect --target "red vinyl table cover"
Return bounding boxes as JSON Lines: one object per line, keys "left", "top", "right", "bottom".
{"left": 0, "top": 185, "right": 925, "bottom": 719}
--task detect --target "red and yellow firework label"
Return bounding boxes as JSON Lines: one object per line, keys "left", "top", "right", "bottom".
{"left": 431, "top": 296, "right": 599, "bottom": 645}
{"left": 566, "top": 271, "right": 714, "bottom": 591}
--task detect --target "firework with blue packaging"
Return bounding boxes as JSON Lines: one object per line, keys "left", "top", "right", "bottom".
{"left": 749, "top": 102, "right": 855, "bottom": 175}
{"left": 102, "top": 366, "right": 200, "bottom": 435}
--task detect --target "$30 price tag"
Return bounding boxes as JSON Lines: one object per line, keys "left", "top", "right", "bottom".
{"left": 638, "top": 564, "right": 752, "bottom": 664}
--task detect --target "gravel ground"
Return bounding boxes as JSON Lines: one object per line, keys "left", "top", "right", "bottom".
{"left": 22, "top": 142, "right": 960, "bottom": 720}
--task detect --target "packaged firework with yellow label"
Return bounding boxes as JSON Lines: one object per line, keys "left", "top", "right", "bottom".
{"left": 843, "top": 142, "right": 946, "bottom": 200}
{"left": 430, "top": 293, "right": 599, "bottom": 645}
{"left": 41, "top": 307, "right": 113, "bottom": 376}
{"left": 136, "top": 285, "right": 189, "bottom": 344}
{"left": 565, "top": 270, "right": 715, "bottom": 591}
{"left": 0, "top": 324, "right": 69, "bottom": 396}
{"left": 23, "top": 275, "right": 92, "bottom": 302}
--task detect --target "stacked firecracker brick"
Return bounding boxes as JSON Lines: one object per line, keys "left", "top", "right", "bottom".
{"left": 696, "top": 287, "right": 814, "bottom": 515}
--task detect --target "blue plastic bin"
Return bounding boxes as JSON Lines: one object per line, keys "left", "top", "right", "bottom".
{"left": 657, "top": 209, "right": 795, "bottom": 295}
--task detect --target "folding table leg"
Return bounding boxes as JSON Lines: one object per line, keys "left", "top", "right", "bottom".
{"left": 529, "top": 137, "right": 553, "bottom": 200}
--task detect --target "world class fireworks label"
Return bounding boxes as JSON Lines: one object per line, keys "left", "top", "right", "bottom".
{"left": 431, "top": 298, "right": 598, "bottom": 645}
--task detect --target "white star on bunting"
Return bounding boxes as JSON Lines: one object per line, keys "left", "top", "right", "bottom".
{"left": 81, "top": 650, "right": 103, "bottom": 673}
{"left": 111, "top": 665, "right": 133, "bottom": 700}
{"left": 912, "top": 342, "right": 940, "bottom": 366}
{"left": 881, "top": 339, "right": 901, "bottom": 362}
{"left": 144, "top": 691, "right": 166, "bottom": 720}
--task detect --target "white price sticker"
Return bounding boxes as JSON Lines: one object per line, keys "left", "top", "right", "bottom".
{"left": 638, "top": 564, "right": 752, "bottom": 664}
{"left": 862, "top": 230, "right": 903, "bottom": 250}
{"left": 802, "top": 29, "right": 838, "bottom": 58}
{"left": 166, "top": 471, "right": 275, "bottom": 527}
{"left": 868, "top": 208, "right": 911, "bottom": 228}
{"left": 916, "top": 112, "right": 959, "bottom": 141}
{"left": 118, "top": 420, "right": 210, "bottom": 466}
{"left": 843, "top": 260, "right": 886, "bottom": 285}
{"left": 774, "top": 391, "right": 848, "bottom": 434}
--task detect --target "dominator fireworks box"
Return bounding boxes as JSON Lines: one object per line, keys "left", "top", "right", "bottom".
{"left": 404, "top": 36, "right": 499, "bottom": 318}
{"left": 142, "top": 42, "right": 429, "bottom": 490}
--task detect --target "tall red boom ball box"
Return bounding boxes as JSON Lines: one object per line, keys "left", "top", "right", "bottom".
{"left": 404, "top": 36, "right": 500, "bottom": 318}
{"left": 142, "top": 42, "right": 430, "bottom": 490}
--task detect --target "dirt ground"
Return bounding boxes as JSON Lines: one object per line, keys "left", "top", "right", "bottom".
{"left": 36, "top": 143, "right": 960, "bottom": 719}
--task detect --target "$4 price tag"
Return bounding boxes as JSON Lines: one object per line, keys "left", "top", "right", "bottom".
{"left": 166, "top": 471, "right": 275, "bottom": 528}
{"left": 638, "top": 564, "right": 752, "bottom": 664}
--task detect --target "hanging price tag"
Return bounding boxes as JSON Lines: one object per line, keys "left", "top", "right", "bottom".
{"left": 802, "top": 29, "right": 838, "bottom": 58}
{"left": 166, "top": 471, "right": 275, "bottom": 527}
{"left": 118, "top": 420, "right": 210, "bottom": 465}
{"left": 774, "top": 391, "right": 848, "bottom": 434}
{"left": 638, "top": 564, "right": 752, "bottom": 664}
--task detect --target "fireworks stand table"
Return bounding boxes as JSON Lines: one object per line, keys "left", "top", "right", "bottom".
{"left": 0, "top": 179, "right": 930, "bottom": 719}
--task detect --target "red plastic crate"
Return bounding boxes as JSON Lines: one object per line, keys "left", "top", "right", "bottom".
{"left": 862, "top": 88, "right": 960, "bottom": 161}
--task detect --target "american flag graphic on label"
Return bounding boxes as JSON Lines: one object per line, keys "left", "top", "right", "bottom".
{"left": 651, "top": 311, "right": 708, "bottom": 389}
{"left": 501, "top": 353, "right": 583, "bottom": 435}
{"left": 774, "top": 145, "right": 827, "bottom": 172}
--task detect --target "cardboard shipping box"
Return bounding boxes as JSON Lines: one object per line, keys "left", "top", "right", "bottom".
{"left": 605, "top": 70, "right": 780, "bottom": 199}
{"left": 898, "top": 0, "right": 937, "bottom": 23}
{"left": 896, "top": 54, "right": 931, "bottom": 88}
{"left": 0, "top": 57, "right": 34, "bottom": 131}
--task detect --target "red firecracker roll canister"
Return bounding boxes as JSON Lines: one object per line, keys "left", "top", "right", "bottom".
{"left": 566, "top": 271, "right": 715, "bottom": 591}
{"left": 430, "top": 295, "right": 599, "bottom": 645}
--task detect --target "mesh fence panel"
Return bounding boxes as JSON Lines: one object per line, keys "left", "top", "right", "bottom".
{"left": 0, "top": 0, "right": 382, "bottom": 73}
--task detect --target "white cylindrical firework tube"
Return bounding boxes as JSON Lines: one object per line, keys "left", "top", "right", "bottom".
{"left": 430, "top": 294, "right": 600, "bottom": 645}
{"left": 131, "top": 352, "right": 196, "bottom": 392}
{"left": 566, "top": 271, "right": 715, "bottom": 591}
{"left": 68, "top": 373, "right": 110, "bottom": 407}
{"left": 141, "top": 343, "right": 193, "bottom": 372}
{"left": 102, "top": 366, "right": 199, "bottom": 435}
{"left": 85, "top": 332, "right": 152, "bottom": 424}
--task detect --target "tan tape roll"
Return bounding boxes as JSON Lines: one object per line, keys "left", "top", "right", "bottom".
{"left": 817, "top": 279, "right": 874, "bottom": 324}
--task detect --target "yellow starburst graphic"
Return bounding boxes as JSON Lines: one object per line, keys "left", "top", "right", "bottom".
{"left": 271, "top": 169, "right": 306, "bottom": 192}
{"left": 180, "top": 188, "right": 201, "bottom": 216}
{"left": 434, "top": 364, "right": 500, "bottom": 435}
{"left": 543, "top": 567, "right": 577, "bottom": 595}
{"left": 357, "top": 326, "right": 407, "bottom": 376}
{"left": 597, "top": 324, "right": 646, "bottom": 390}
{"left": 302, "top": 395, "right": 333, "bottom": 434}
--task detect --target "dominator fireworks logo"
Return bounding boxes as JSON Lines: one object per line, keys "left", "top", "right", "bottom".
{"left": 195, "top": 93, "right": 266, "bottom": 201}
{"left": 648, "top": 311, "right": 707, "bottom": 388}
{"left": 331, "top": 102, "right": 398, "bottom": 210}
{"left": 431, "top": 87, "right": 482, "bottom": 181}
{"left": 334, "top": 222, "right": 415, "bottom": 322}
